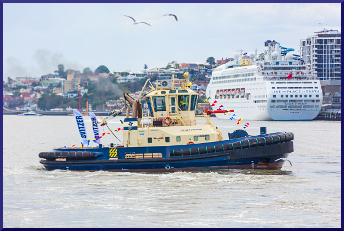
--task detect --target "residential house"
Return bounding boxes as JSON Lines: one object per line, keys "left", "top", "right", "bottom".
{"left": 88, "top": 75, "right": 99, "bottom": 82}
{"left": 216, "top": 59, "right": 228, "bottom": 66}
{"left": 99, "top": 72, "right": 109, "bottom": 78}
{"left": 67, "top": 90, "right": 79, "bottom": 98}
{"left": 53, "top": 88, "right": 63, "bottom": 95}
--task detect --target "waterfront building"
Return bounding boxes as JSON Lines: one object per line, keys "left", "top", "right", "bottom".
{"left": 63, "top": 71, "right": 80, "bottom": 94}
{"left": 300, "top": 28, "right": 341, "bottom": 93}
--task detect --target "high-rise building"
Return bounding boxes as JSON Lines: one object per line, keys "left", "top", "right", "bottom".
{"left": 300, "top": 29, "right": 341, "bottom": 93}
{"left": 63, "top": 70, "right": 80, "bottom": 94}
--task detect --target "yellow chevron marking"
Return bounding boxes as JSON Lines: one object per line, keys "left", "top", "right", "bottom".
{"left": 109, "top": 148, "right": 117, "bottom": 158}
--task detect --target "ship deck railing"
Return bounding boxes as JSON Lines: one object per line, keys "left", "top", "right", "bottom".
{"left": 263, "top": 76, "right": 317, "bottom": 81}
{"left": 137, "top": 114, "right": 221, "bottom": 129}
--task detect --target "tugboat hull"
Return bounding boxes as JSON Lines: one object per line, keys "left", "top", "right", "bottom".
{"left": 39, "top": 133, "right": 293, "bottom": 172}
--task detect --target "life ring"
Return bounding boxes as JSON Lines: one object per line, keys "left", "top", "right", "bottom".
{"left": 187, "top": 142, "right": 194, "bottom": 145}
{"left": 164, "top": 117, "right": 172, "bottom": 125}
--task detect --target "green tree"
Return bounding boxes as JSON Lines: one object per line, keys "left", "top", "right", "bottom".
{"left": 95, "top": 65, "right": 110, "bottom": 74}
{"left": 54, "top": 64, "right": 67, "bottom": 79}
{"left": 206, "top": 57, "right": 215, "bottom": 65}
{"left": 83, "top": 67, "right": 93, "bottom": 76}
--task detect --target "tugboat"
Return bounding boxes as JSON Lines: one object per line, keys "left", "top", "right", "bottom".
{"left": 38, "top": 73, "right": 294, "bottom": 172}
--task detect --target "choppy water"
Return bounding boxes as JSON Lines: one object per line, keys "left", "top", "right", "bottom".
{"left": 3, "top": 115, "right": 341, "bottom": 228}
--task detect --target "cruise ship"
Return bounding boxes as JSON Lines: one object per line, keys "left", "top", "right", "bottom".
{"left": 206, "top": 40, "right": 323, "bottom": 121}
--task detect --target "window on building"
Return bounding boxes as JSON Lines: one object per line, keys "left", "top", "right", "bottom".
{"left": 316, "top": 95, "right": 319, "bottom": 97}
{"left": 273, "top": 95, "right": 276, "bottom": 98}
{"left": 290, "top": 95, "right": 293, "bottom": 98}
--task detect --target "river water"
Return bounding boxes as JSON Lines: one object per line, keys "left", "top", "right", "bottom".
{"left": 3, "top": 115, "right": 341, "bottom": 228}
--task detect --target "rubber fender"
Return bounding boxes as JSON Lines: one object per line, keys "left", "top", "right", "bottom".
{"left": 172, "top": 149, "right": 182, "bottom": 156}
{"left": 190, "top": 148, "right": 199, "bottom": 155}
{"left": 285, "top": 132, "right": 292, "bottom": 141}
{"left": 271, "top": 134, "right": 280, "bottom": 144}
{"left": 248, "top": 138, "right": 258, "bottom": 147}
{"left": 227, "top": 143, "right": 234, "bottom": 151}
{"left": 207, "top": 146, "right": 216, "bottom": 153}
{"left": 38, "top": 151, "right": 102, "bottom": 160}
{"left": 215, "top": 144, "right": 225, "bottom": 152}
{"left": 289, "top": 132, "right": 294, "bottom": 140}
{"left": 240, "top": 139, "right": 250, "bottom": 149}
{"left": 277, "top": 134, "right": 286, "bottom": 142}
{"left": 198, "top": 146, "right": 208, "bottom": 154}
{"left": 182, "top": 148, "right": 191, "bottom": 156}
{"left": 264, "top": 136, "right": 273, "bottom": 145}
{"left": 257, "top": 137, "right": 266, "bottom": 146}
{"left": 232, "top": 141, "right": 242, "bottom": 150}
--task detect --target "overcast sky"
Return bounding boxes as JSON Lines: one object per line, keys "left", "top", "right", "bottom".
{"left": 3, "top": 3, "right": 341, "bottom": 80}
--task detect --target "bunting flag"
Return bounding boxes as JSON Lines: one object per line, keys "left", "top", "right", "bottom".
{"left": 80, "top": 142, "right": 83, "bottom": 148}
{"left": 237, "top": 118, "right": 243, "bottom": 125}
{"left": 287, "top": 73, "right": 292, "bottom": 79}
{"left": 229, "top": 113, "right": 237, "bottom": 120}
{"left": 73, "top": 109, "right": 88, "bottom": 145}
{"left": 199, "top": 91, "right": 204, "bottom": 94}
{"left": 204, "top": 96, "right": 210, "bottom": 102}
{"left": 89, "top": 112, "right": 100, "bottom": 144}
{"left": 213, "top": 100, "right": 218, "bottom": 104}
{"left": 243, "top": 123, "right": 250, "bottom": 129}
{"left": 211, "top": 103, "right": 215, "bottom": 106}
{"left": 186, "top": 82, "right": 192, "bottom": 87}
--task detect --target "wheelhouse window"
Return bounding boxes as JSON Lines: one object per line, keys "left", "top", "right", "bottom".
{"left": 153, "top": 96, "right": 166, "bottom": 112}
{"left": 194, "top": 136, "right": 198, "bottom": 141}
{"left": 176, "top": 136, "right": 181, "bottom": 142}
{"left": 190, "top": 95, "right": 198, "bottom": 111}
{"left": 165, "top": 137, "right": 170, "bottom": 142}
{"left": 178, "top": 95, "right": 189, "bottom": 111}
{"left": 148, "top": 138, "right": 152, "bottom": 143}
{"left": 205, "top": 135, "right": 210, "bottom": 141}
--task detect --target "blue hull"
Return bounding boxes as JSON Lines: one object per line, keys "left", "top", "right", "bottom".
{"left": 39, "top": 133, "right": 294, "bottom": 172}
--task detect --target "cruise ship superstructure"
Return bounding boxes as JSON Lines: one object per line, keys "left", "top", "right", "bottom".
{"left": 206, "top": 40, "right": 323, "bottom": 121}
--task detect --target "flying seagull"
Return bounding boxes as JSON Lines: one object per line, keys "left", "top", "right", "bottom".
{"left": 123, "top": 15, "right": 151, "bottom": 26}
{"left": 163, "top": 14, "right": 178, "bottom": 21}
